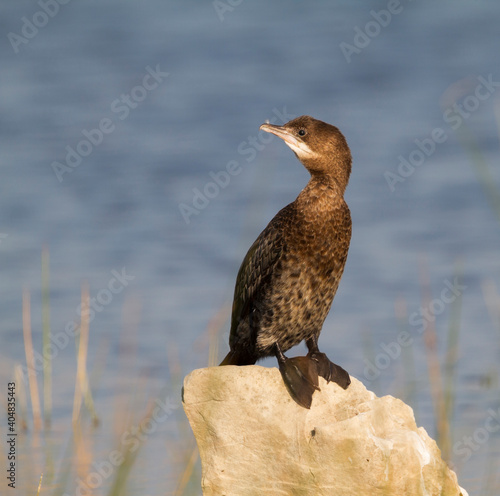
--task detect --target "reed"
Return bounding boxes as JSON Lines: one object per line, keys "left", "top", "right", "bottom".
{"left": 22, "top": 287, "right": 42, "bottom": 432}
{"left": 42, "top": 246, "right": 52, "bottom": 429}
{"left": 72, "top": 282, "right": 90, "bottom": 428}
{"left": 36, "top": 473, "right": 43, "bottom": 496}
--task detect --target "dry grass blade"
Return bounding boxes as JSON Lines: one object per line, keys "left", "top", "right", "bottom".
{"left": 36, "top": 473, "right": 43, "bottom": 496}
{"left": 14, "top": 364, "right": 29, "bottom": 431}
{"left": 394, "top": 297, "right": 418, "bottom": 407}
{"left": 42, "top": 246, "right": 52, "bottom": 429}
{"left": 174, "top": 445, "right": 199, "bottom": 496}
{"left": 72, "top": 281, "right": 90, "bottom": 427}
{"left": 107, "top": 405, "right": 154, "bottom": 496}
{"left": 22, "top": 287, "right": 42, "bottom": 432}
{"left": 442, "top": 263, "right": 464, "bottom": 451}
{"left": 418, "top": 257, "right": 450, "bottom": 460}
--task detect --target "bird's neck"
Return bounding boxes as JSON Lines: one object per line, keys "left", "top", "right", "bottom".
{"left": 302, "top": 174, "right": 344, "bottom": 198}
{"left": 295, "top": 175, "right": 345, "bottom": 215}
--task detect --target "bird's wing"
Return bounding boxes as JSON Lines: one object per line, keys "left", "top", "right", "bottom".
{"left": 230, "top": 205, "right": 292, "bottom": 339}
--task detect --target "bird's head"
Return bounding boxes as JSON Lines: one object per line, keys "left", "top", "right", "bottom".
{"left": 260, "top": 115, "right": 351, "bottom": 193}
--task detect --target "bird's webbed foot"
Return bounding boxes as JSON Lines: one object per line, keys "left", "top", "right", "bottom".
{"left": 275, "top": 344, "right": 319, "bottom": 409}
{"left": 306, "top": 337, "right": 351, "bottom": 390}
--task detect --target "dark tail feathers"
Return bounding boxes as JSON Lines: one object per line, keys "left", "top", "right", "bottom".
{"left": 220, "top": 349, "right": 257, "bottom": 366}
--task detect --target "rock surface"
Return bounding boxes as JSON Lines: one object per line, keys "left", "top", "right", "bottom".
{"left": 183, "top": 366, "right": 467, "bottom": 496}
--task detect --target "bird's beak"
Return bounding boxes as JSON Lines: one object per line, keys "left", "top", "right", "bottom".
{"left": 260, "top": 123, "right": 314, "bottom": 157}
{"left": 260, "top": 123, "right": 301, "bottom": 149}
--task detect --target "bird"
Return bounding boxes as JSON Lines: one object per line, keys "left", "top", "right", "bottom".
{"left": 220, "top": 115, "right": 352, "bottom": 408}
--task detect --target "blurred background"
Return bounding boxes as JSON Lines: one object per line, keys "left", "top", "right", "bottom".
{"left": 1, "top": 0, "right": 500, "bottom": 494}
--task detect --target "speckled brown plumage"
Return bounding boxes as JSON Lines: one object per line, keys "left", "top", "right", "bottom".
{"left": 221, "top": 116, "right": 352, "bottom": 408}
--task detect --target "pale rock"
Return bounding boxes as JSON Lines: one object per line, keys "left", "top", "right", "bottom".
{"left": 183, "top": 365, "right": 467, "bottom": 496}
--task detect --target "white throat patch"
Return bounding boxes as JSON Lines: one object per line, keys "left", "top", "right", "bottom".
{"left": 284, "top": 140, "right": 316, "bottom": 159}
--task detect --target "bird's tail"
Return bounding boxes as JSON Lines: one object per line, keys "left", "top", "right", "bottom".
{"left": 219, "top": 351, "right": 236, "bottom": 366}
{"left": 219, "top": 349, "right": 257, "bottom": 366}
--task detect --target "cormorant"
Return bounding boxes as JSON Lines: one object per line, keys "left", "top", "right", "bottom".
{"left": 221, "top": 115, "right": 352, "bottom": 408}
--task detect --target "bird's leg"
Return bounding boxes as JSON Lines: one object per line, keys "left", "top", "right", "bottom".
{"left": 306, "top": 335, "right": 351, "bottom": 389}
{"left": 274, "top": 342, "right": 319, "bottom": 409}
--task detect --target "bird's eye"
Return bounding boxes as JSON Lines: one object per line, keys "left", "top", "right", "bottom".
{"left": 298, "top": 129, "right": 306, "bottom": 136}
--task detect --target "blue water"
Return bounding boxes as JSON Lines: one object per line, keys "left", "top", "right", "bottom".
{"left": 1, "top": 1, "right": 500, "bottom": 494}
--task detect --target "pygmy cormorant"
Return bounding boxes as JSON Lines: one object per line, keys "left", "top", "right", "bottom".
{"left": 220, "top": 115, "right": 352, "bottom": 408}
